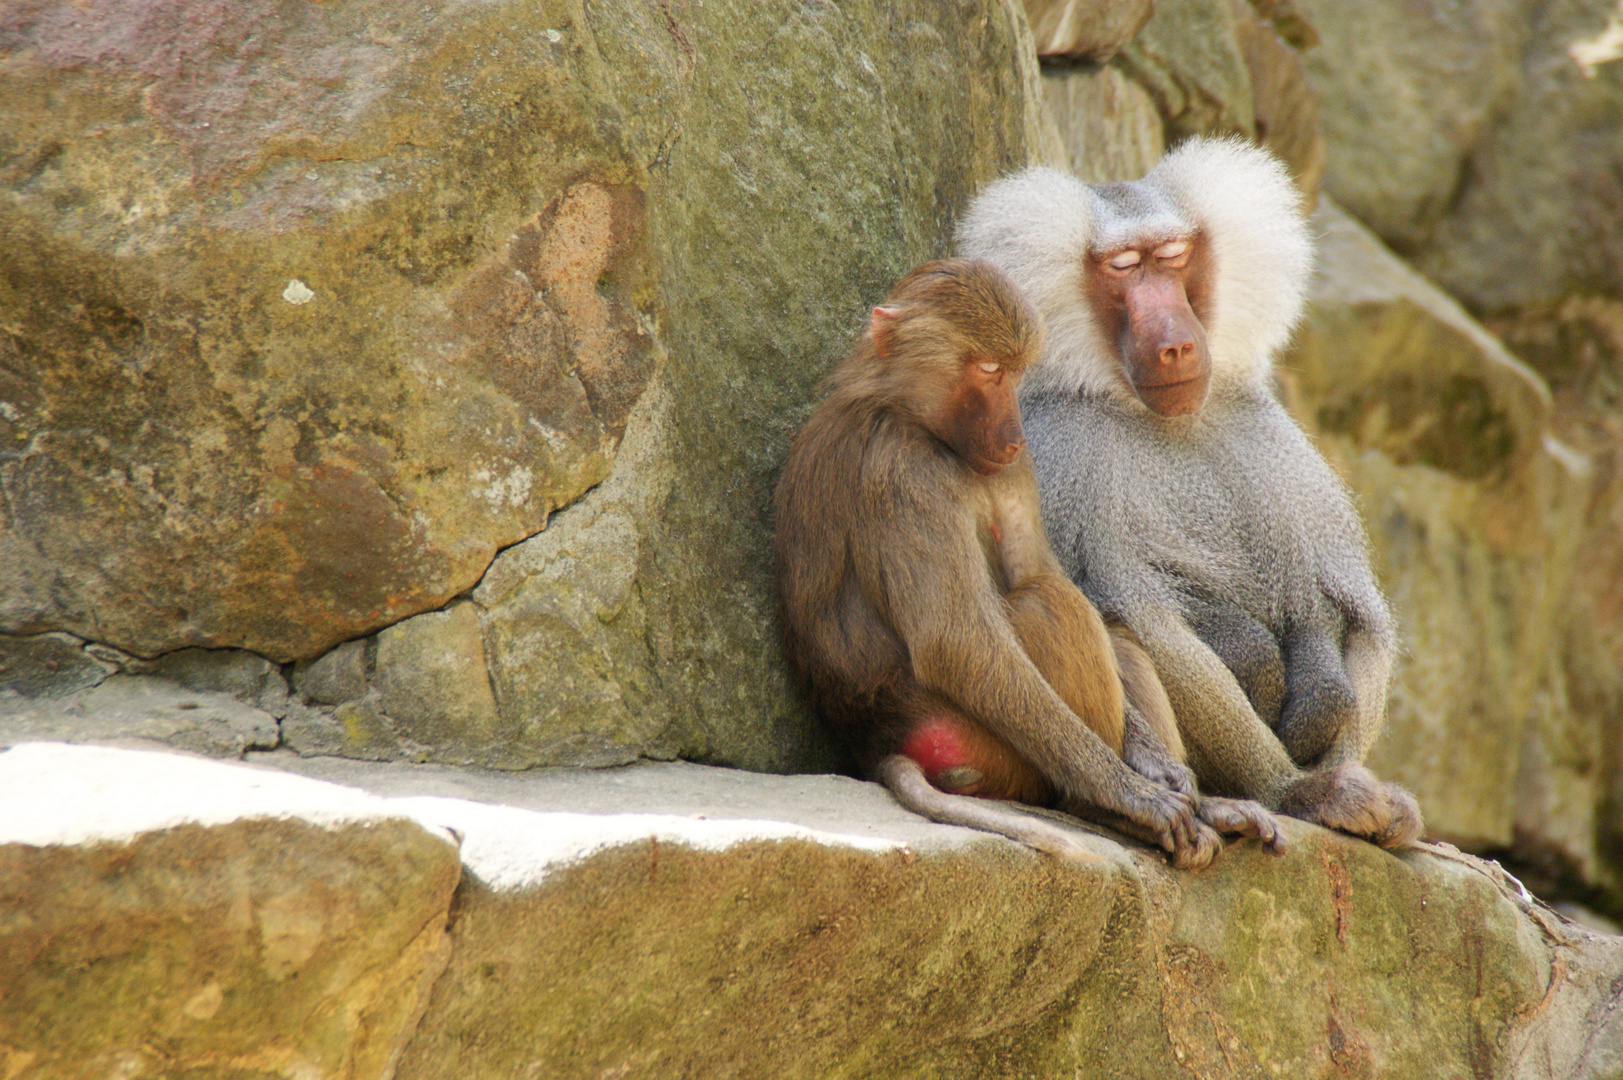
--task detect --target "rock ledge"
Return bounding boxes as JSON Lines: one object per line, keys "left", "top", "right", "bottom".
{"left": 2, "top": 742, "right": 1621, "bottom": 1079}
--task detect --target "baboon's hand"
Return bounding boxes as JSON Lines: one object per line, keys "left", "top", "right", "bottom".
{"left": 1121, "top": 776, "right": 1202, "bottom": 860}
{"left": 1060, "top": 774, "right": 1209, "bottom": 866}
{"left": 1199, "top": 796, "right": 1288, "bottom": 854}
{"left": 1169, "top": 821, "right": 1224, "bottom": 870}
{"left": 1123, "top": 746, "right": 1197, "bottom": 800}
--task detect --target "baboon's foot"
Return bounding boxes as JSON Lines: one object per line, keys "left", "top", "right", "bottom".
{"left": 1279, "top": 764, "right": 1423, "bottom": 849}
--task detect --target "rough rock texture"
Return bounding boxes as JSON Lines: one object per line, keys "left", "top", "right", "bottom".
{"left": 1, "top": 0, "right": 1057, "bottom": 768}
{"left": 1282, "top": 200, "right": 1580, "bottom": 852}
{"left": 0, "top": 675, "right": 281, "bottom": 758}
{"left": 270, "top": 750, "right": 1623, "bottom": 1079}
{"left": 1022, "top": 0, "right": 1153, "bottom": 60}
{"left": 1116, "top": 0, "right": 1252, "bottom": 143}
{"left": 1295, "top": 0, "right": 1530, "bottom": 257}
{"left": 0, "top": 743, "right": 461, "bottom": 1080}
{"left": 1234, "top": 0, "right": 1324, "bottom": 198}
{"left": 9, "top": 735, "right": 1623, "bottom": 1079}
{"left": 0, "top": 631, "right": 115, "bottom": 698}
{"left": 0, "top": 640, "right": 339, "bottom": 759}
{"left": 1050, "top": 0, "right": 1324, "bottom": 195}
{"left": 0, "top": 0, "right": 654, "bottom": 661}
{"left": 1301, "top": 0, "right": 1623, "bottom": 311}
{"left": 1415, "top": 0, "right": 1623, "bottom": 312}
{"left": 1485, "top": 296, "right": 1623, "bottom": 905}
{"left": 1042, "top": 62, "right": 1166, "bottom": 183}
{"left": 584, "top": 0, "right": 1057, "bottom": 773}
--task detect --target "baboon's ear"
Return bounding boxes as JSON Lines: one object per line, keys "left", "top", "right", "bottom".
{"left": 870, "top": 305, "right": 901, "bottom": 358}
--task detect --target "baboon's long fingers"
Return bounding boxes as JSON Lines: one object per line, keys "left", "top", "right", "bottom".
{"left": 1199, "top": 796, "right": 1288, "bottom": 854}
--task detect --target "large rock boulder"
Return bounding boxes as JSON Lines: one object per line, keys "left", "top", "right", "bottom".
{"left": 1415, "top": 0, "right": 1623, "bottom": 312}
{"left": 1296, "top": 0, "right": 1623, "bottom": 915}
{"left": 1282, "top": 200, "right": 1610, "bottom": 867}
{"left": 1040, "top": 0, "right": 1324, "bottom": 195}
{"left": 1041, "top": 62, "right": 1167, "bottom": 183}
{"left": 563, "top": 0, "right": 1057, "bottom": 772}
{"left": 0, "top": 0, "right": 655, "bottom": 661}
{"left": 1484, "top": 295, "right": 1623, "bottom": 901}
{"left": 1022, "top": 0, "right": 1153, "bottom": 61}
{"left": 1300, "top": 0, "right": 1623, "bottom": 312}
{"left": 0, "top": 0, "right": 1058, "bottom": 769}
{"left": 262, "top": 753, "right": 1623, "bottom": 1080}
{"left": 1115, "top": 0, "right": 1256, "bottom": 144}
{"left": 0, "top": 742, "right": 461, "bottom": 1079}
{"left": 12, "top": 742, "right": 1619, "bottom": 1080}
{"left": 1294, "top": 0, "right": 1529, "bottom": 257}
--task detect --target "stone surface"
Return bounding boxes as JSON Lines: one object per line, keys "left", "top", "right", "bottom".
{"left": 1301, "top": 0, "right": 1623, "bottom": 311}
{"left": 1291, "top": 200, "right": 1551, "bottom": 479}
{"left": 1088, "top": 0, "right": 1322, "bottom": 196}
{"left": 1, "top": 0, "right": 1058, "bottom": 773}
{"left": 470, "top": 383, "right": 681, "bottom": 769}
{"left": 0, "top": 632, "right": 115, "bottom": 698}
{"left": 1281, "top": 199, "right": 1572, "bottom": 850}
{"left": 602, "top": 0, "right": 1057, "bottom": 773}
{"left": 258, "top": 0, "right": 1058, "bottom": 773}
{"left": 0, "top": 675, "right": 281, "bottom": 758}
{"left": 8, "top": 738, "right": 1623, "bottom": 1080}
{"left": 1234, "top": 3, "right": 1324, "bottom": 197}
{"left": 253, "top": 751, "right": 1623, "bottom": 1080}
{"left": 1042, "top": 62, "right": 1166, "bottom": 183}
{"left": 291, "top": 639, "right": 368, "bottom": 707}
{"left": 1417, "top": 0, "right": 1623, "bottom": 310}
{"left": 0, "top": 743, "right": 461, "bottom": 1080}
{"left": 373, "top": 601, "right": 505, "bottom": 765}
{"left": 1116, "top": 0, "right": 1255, "bottom": 145}
{"left": 0, "top": 0, "right": 654, "bottom": 661}
{"left": 1295, "top": 0, "right": 1529, "bottom": 256}
{"left": 1485, "top": 297, "right": 1623, "bottom": 902}
{"left": 1022, "top": 0, "right": 1153, "bottom": 60}
{"left": 127, "top": 646, "right": 293, "bottom": 715}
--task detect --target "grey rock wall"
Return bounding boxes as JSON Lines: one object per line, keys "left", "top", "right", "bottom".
{"left": 1, "top": 0, "right": 1059, "bottom": 771}
{"left": 1294, "top": 0, "right": 1623, "bottom": 927}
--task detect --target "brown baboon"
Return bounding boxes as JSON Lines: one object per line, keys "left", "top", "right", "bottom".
{"left": 957, "top": 139, "right": 1423, "bottom": 849}
{"left": 774, "top": 259, "right": 1282, "bottom": 866}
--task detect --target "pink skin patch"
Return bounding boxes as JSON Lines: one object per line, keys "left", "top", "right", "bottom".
{"left": 899, "top": 716, "right": 972, "bottom": 781}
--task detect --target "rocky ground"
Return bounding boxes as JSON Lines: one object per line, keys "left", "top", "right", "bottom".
{"left": 4, "top": 740, "right": 1621, "bottom": 1080}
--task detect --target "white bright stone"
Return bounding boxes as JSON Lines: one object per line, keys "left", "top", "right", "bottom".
{"left": 1, "top": 743, "right": 905, "bottom": 894}
{"left": 0, "top": 742, "right": 448, "bottom": 848}
{"left": 391, "top": 796, "right": 905, "bottom": 892}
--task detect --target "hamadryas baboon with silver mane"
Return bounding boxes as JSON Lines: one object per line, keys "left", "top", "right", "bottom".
{"left": 957, "top": 138, "right": 1421, "bottom": 848}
